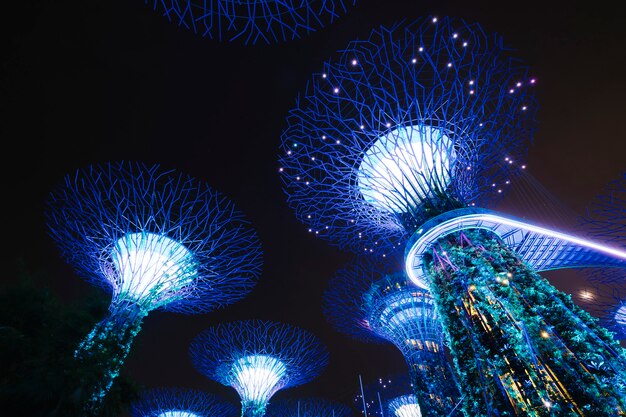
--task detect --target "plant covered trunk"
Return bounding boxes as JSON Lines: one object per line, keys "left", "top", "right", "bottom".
{"left": 423, "top": 229, "right": 626, "bottom": 417}
{"left": 404, "top": 346, "right": 461, "bottom": 416}
{"left": 74, "top": 301, "right": 146, "bottom": 416}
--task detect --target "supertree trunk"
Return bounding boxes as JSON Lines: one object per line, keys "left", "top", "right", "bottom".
{"left": 74, "top": 300, "right": 146, "bottom": 416}
{"left": 241, "top": 402, "right": 267, "bottom": 417}
{"left": 423, "top": 229, "right": 626, "bottom": 417}
{"left": 404, "top": 348, "right": 460, "bottom": 416}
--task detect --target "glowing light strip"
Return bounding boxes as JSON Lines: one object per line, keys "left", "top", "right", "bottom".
{"left": 406, "top": 211, "right": 626, "bottom": 288}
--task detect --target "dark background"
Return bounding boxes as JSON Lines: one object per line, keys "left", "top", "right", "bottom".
{"left": 2, "top": 0, "right": 625, "bottom": 415}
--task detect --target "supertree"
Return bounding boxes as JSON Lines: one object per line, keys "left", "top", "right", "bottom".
{"left": 265, "top": 397, "right": 354, "bottom": 417}
{"left": 280, "top": 16, "right": 626, "bottom": 415}
{"left": 388, "top": 395, "right": 422, "bottom": 417}
{"left": 45, "top": 161, "right": 262, "bottom": 415}
{"left": 576, "top": 173, "right": 626, "bottom": 339}
{"left": 190, "top": 320, "right": 329, "bottom": 417}
{"left": 323, "top": 255, "right": 460, "bottom": 416}
{"left": 354, "top": 373, "right": 434, "bottom": 417}
{"left": 580, "top": 173, "right": 626, "bottom": 284}
{"left": 131, "top": 387, "right": 238, "bottom": 417}
{"left": 145, "top": 0, "right": 355, "bottom": 45}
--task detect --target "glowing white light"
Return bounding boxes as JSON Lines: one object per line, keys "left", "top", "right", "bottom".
{"left": 322, "top": 73, "right": 327, "bottom": 78}
{"left": 158, "top": 411, "right": 201, "bottom": 417}
{"left": 418, "top": 46, "right": 424, "bottom": 52}
{"left": 395, "top": 404, "right": 422, "bottom": 417}
{"left": 111, "top": 233, "right": 196, "bottom": 300}
{"left": 389, "top": 395, "right": 422, "bottom": 417}
{"left": 578, "top": 289, "right": 595, "bottom": 301}
{"left": 357, "top": 125, "right": 456, "bottom": 214}
{"left": 333, "top": 87, "right": 339, "bottom": 93}
{"left": 615, "top": 305, "right": 626, "bottom": 326}
{"left": 411, "top": 58, "right": 417, "bottom": 64}
{"left": 232, "top": 355, "right": 287, "bottom": 406}
{"left": 352, "top": 59, "right": 358, "bottom": 66}
{"left": 432, "top": 17, "right": 437, "bottom": 23}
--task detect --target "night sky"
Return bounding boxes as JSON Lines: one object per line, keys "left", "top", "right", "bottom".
{"left": 3, "top": 0, "right": 625, "bottom": 415}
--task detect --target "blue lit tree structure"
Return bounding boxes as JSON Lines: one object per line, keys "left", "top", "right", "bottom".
{"left": 581, "top": 173, "right": 626, "bottom": 284}
{"left": 279, "top": 16, "right": 536, "bottom": 256}
{"left": 577, "top": 173, "right": 626, "bottom": 339}
{"left": 388, "top": 395, "right": 422, "bottom": 417}
{"left": 145, "top": 0, "right": 355, "bottom": 45}
{"left": 280, "top": 16, "right": 626, "bottom": 415}
{"left": 45, "top": 161, "right": 262, "bottom": 414}
{"left": 266, "top": 397, "right": 353, "bottom": 417}
{"left": 323, "top": 256, "right": 459, "bottom": 416}
{"left": 131, "top": 387, "right": 238, "bottom": 417}
{"left": 355, "top": 374, "right": 425, "bottom": 417}
{"left": 190, "top": 320, "right": 329, "bottom": 417}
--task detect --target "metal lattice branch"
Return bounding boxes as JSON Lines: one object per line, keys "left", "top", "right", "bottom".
{"left": 190, "top": 320, "right": 329, "bottom": 416}
{"left": 131, "top": 387, "right": 238, "bottom": 417}
{"left": 46, "top": 161, "right": 263, "bottom": 314}
{"left": 323, "top": 254, "right": 400, "bottom": 344}
{"left": 145, "top": 0, "right": 356, "bottom": 45}
{"left": 279, "top": 16, "right": 537, "bottom": 255}
{"left": 266, "top": 397, "right": 354, "bottom": 417}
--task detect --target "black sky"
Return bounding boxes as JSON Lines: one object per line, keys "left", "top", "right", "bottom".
{"left": 2, "top": 0, "right": 626, "bottom": 415}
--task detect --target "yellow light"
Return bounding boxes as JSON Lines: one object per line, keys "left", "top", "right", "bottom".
{"left": 469, "top": 284, "right": 476, "bottom": 291}
{"left": 541, "top": 330, "right": 550, "bottom": 339}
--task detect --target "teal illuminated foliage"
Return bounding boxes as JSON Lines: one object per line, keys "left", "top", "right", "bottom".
{"left": 424, "top": 229, "right": 626, "bottom": 416}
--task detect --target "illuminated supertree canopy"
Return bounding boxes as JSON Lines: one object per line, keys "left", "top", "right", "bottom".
{"left": 323, "top": 256, "right": 459, "bottom": 416}
{"left": 279, "top": 16, "right": 537, "bottom": 256}
{"left": 145, "top": 0, "right": 356, "bottom": 44}
{"left": 45, "top": 161, "right": 263, "bottom": 414}
{"left": 190, "top": 320, "right": 329, "bottom": 417}
{"left": 265, "top": 397, "right": 353, "bottom": 417}
{"left": 131, "top": 387, "right": 238, "bottom": 417}
{"left": 388, "top": 395, "right": 421, "bottom": 417}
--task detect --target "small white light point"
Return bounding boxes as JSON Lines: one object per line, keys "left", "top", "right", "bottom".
{"left": 432, "top": 17, "right": 437, "bottom": 23}
{"left": 411, "top": 58, "right": 417, "bottom": 64}
{"left": 322, "top": 73, "right": 327, "bottom": 78}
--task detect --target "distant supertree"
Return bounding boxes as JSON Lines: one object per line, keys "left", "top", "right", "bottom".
{"left": 190, "top": 320, "right": 329, "bottom": 417}
{"left": 581, "top": 173, "right": 626, "bottom": 284}
{"left": 388, "top": 395, "right": 421, "bottom": 417}
{"left": 324, "top": 256, "right": 460, "bottom": 417}
{"left": 577, "top": 173, "right": 626, "bottom": 339}
{"left": 145, "top": 0, "right": 356, "bottom": 44}
{"left": 131, "top": 387, "right": 238, "bottom": 417}
{"left": 46, "top": 161, "right": 262, "bottom": 414}
{"left": 266, "top": 397, "right": 354, "bottom": 417}
{"left": 355, "top": 373, "right": 429, "bottom": 417}
{"left": 281, "top": 17, "right": 626, "bottom": 415}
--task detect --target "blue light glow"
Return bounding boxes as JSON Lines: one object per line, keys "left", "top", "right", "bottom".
{"left": 358, "top": 125, "right": 455, "bottom": 214}
{"left": 232, "top": 354, "right": 287, "bottom": 406}
{"left": 389, "top": 395, "right": 422, "bottom": 417}
{"left": 157, "top": 411, "right": 201, "bottom": 417}
{"left": 111, "top": 232, "right": 196, "bottom": 300}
